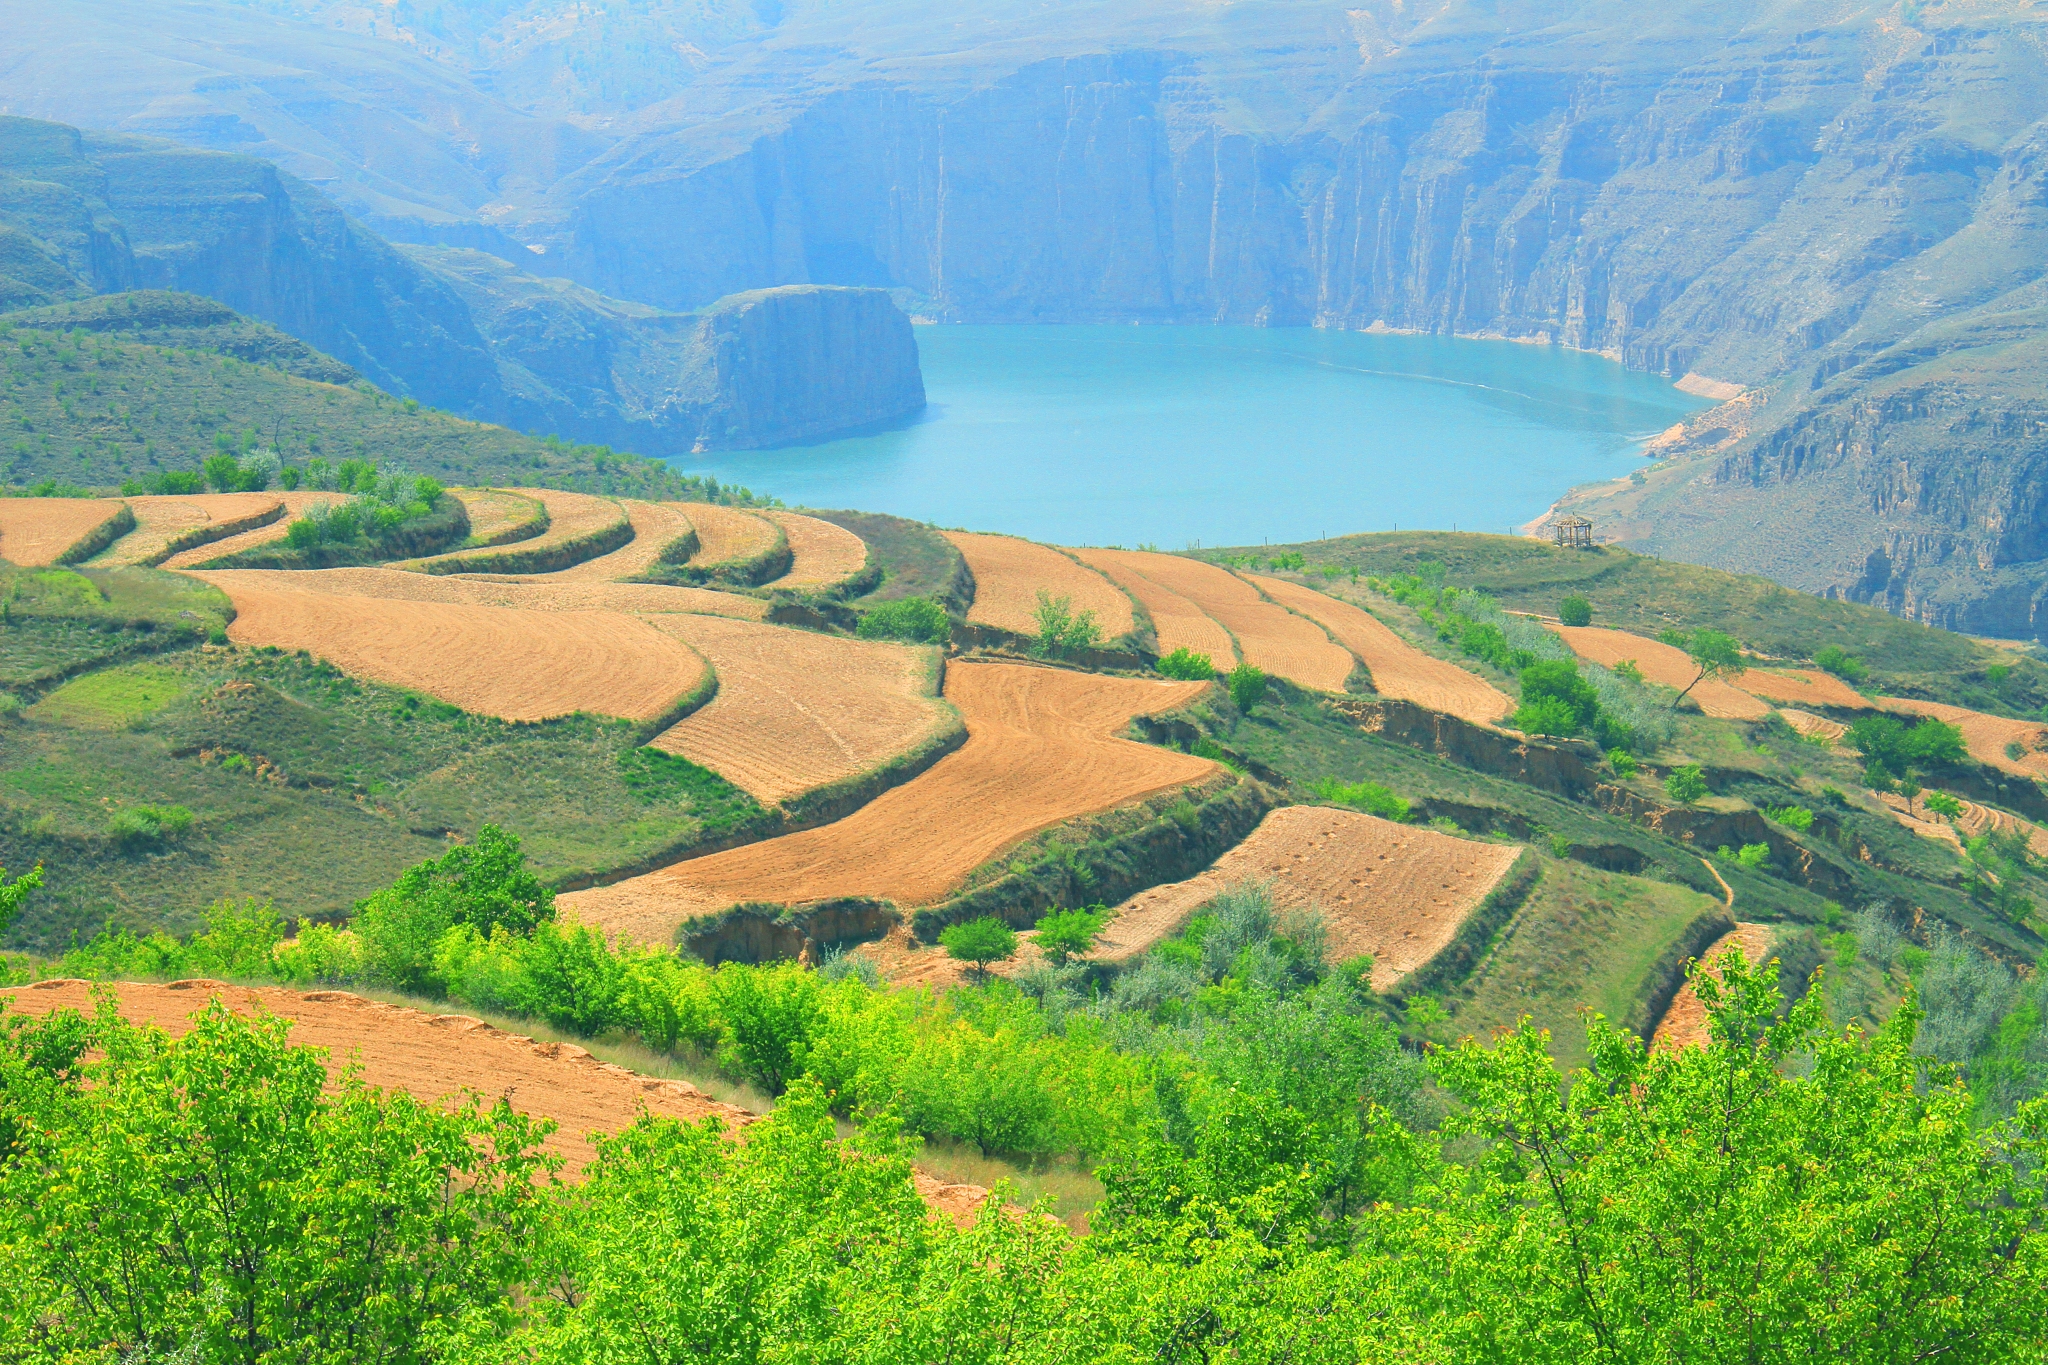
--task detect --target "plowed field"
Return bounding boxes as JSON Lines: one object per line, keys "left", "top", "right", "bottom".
{"left": 191, "top": 570, "right": 707, "bottom": 722}
{"left": 1071, "top": 547, "right": 1236, "bottom": 664}
{"left": 1778, "top": 708, "right": 1848, "bottom": 741}
{"left": 1875, "top": 790, "right": 1964, "bottom": 852}
{"left": 450, "top": 489, "right": 544, "bottom": 545}
{"left": 642, "top": 614, "right": 951, "bottom": 805}
{"left": 160, "top": 493, "right": 353, "bottom": 568}
{"left": 1, "top": 979, "right": 994, "bottom": 1218}
{"left": 1734, "top": 668, "right": 1872, "bottom": 710}
{"left": 564, "top": 663, "right": 1212, "bottom": 945}
{"left": 1102, "top": 552, "right": 1353, "bottom": 690}
{"left": 685, "top": 503, "right": 781, "bottom": 568}
{"left": 1091, "top": 806, "right": 1523, "bottom": 990}
{"left": 403, "top": 489, "right": 624, "bottom": 572}
{"left": 529, "top": 500, "right": 697, "bottom": 582}
{"left": 763, "top": 510, "right": 869, "bottom": 587}
{"left": 1250, "top": 574, "right": 1512, "bottom": 723}
{"left": 213, "top": 566, "right": 768, "bottom": 621}
{"left": 94, "top": 493, "right": 281, "bottom": 566}
{"left": 1652, "top": 922, "right": 1774, "bottom": 1050}
{"left": 945, "top": 532, "right": 1136, "bottom": 640}
{"left": 1879, "top": 696, "right": 2048, "bottom": 778}
{"left": 0, "top": 497, "right": 129, "bottom": 566}
{"left": 1556, "top": 625, "right": 1773, "bottom": 719}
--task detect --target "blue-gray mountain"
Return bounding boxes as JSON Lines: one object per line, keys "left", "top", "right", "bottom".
{"left": 5, "top": 1, "right": 2048, "bottom": 632}
{"left": 0, "top": 117, "right": 924, "bottom": 452}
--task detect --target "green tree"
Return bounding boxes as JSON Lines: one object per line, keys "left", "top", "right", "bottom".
{"left": 1033, "top": 908, "right": 1107, "bottom": 966}
{"left": 1664, "top": 764, "right": 1708, "bottom": 803}
{"left": 1515, "top": 659, "right": 1599, "bottom": 736}
{"left": 940, "top": 917, "right": 1019, "bottom": 979}
{"left": 857, "top": 596, "right": 951, "bottom": 644}
{"left": 712, "top": 963, "right": 823, "bottom": 1095}
{"left": 0, "top": 861, "right": 42, "bottom": 937}
{"left": 1557, "top": 594, "right": 1592, "bottom": 627}
{"left": 1814, "top": 643, "right": 1868, "bottom": 684}
{"left": 1848, "top": 713, "right": 1966, "bottom": 779}
{"left": 1227, "top": 662, "right": 1268, "bottom": 713}
{"left": 1668, "top": 627, "right": 1744, "bottom": 709}
{"left": 1031, "top": 591, "right": 1103, "bottom": 658}
{"left": 1155, "top": 646, "right": 1215, "bottom": 680}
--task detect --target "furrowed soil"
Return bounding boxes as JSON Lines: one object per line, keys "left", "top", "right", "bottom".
{"left": 1651, "top": 922, "right": 1775, "bottom": 1050}
{"left": 685, "top": 503, "right": 780, "bottom": 567}
{"left": 1249, "top": 574, "right": 1512, "bottom": 724}
{"left": 191, "top": 570, "right": 708, "bottom": 722}
{"left": 1102, "top": 552, "right": 1353, "bottom": 690}
{"left": 1879, "top": 696, "right": 2048, "bottom": 778}
{"left": 0, "top": 498, "right": 128, "bottom": 565}
{"left": 1071, "top": 548, "right": 1237, "bottom": 664}
{"left": 450, "top": 489, "right": 543, "bottom": 544}
{"left": 1778, "top": 708, "right": 1849, "bottom": 741}
{"left": 1733, "top": 668, "right": 1872, "bottom": 710}
{"left": 762, "top": 510, "right": 869, "bottom": 587}
{"left": 161, "top": 492, "right": 353, "bottom": 568}
{"left": 564, "top": 663, "right": 1212, "bottom": 945}
{"left": 400, "top": 489, "right": 624, "bottom": 572}
{"left": 1555, "top": 625, "right": 1773, "bottom": 719}
{"left": 641, "top": 614, "right": 951, "bottom": 805}
{"left": 944, "top": 532, "right": 1136, "bottom": 640}
{"left": 211, "top": 565, "right": 768, "bottom": 621}
{"left": 526, "top": 499, "right": 696, "bottom": 581}
{"left": 92, "top": 493, "right": 281, "bottom": 567}
{"left": 2, "top": 980, "right": 994, "bottom": 1219}
{"left": 1092, "top": 805, "right": 1523, "bottom": 989}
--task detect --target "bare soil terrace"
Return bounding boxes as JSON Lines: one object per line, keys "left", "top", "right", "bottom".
{"left": 160, "top": 492, "right": 353, "bottom": 568}
{"left": 92, "top": 492, "right": 281, "bottom": 567}
{"left": 0, "top": 497, "right": 128, "bottom": 566}
{"left": 1098, "top": 552, "right": 1352, "bottom": 690}
{"left": 230, "top": 565, "right": 768, "bottom": 621}
{"left": 1880, "top": 696, "right": 2048, "bottom": 779}
{"left": 684, "top": 503, "right": 781, "bottom": 569}
{"left": 1071, "top": 547, "right": 1237, "bottom": 664}
{"left": 945, "top": 532, "right": 1136, "bottom": 640}
{"left": 1651, "top": 922, "right": 1775, "bottom": 1050}
{"left": 564, "top": 663, "right": 1212, "bottom": 945}
{"left": 1556, "top": 625, "right": 1773, "bottom": 720}
{"left": 763, "top": 510, "right": 869, "bottom": 587}
{"left": 529, "top": 499, "right": 697, "bottom": 581}
{"left": 400, "top": 489, "right": 624, "bottom": 572}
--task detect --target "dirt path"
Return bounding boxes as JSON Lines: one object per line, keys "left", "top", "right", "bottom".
{"left": 1652, "top": 922, "right": 1774, "bottom": 1050}
{"left": 685, "top": 503, "right": 781, "bottom": 569}
{"left": 191, "top": 570, "right": 708, "bottom": 723}
{"left": 0, "top": 498, "right": 131, "bottom": 566}
{"left": 526, "top": 499, "right": 697, "bottom": 582}
{"left": 642, "top": 614, "right": 952, "bottom": 805}
{"left": 1879, "top": 696, "right": 2048, "bottom": 779}
{"left": 1250, "top": 575, "right": 1512, "bottom": 724}
{"left": 400, "top": 490, "right": 625, "bottom": 573}
{"left": 1, "top": 979, "right": 993, "bottom": 1219}
{"left": 159, "top": 493, "right": 354, "bottom": 568}
{"left": 761, "top": 510, "right": 869, "bottom": 587}
{"left": 1070, "top": 548, "right": 1237, "bottom": 664}
{"left": 1699, "top": 856, "right": 1734, "bottom": 910}
{"left": 210, "top": 566, "right": 768, "bottom": 622}
{"left": 92, "top": 493, "right": 281, "bottom": 567}
{"left": 1555, "top": 625, "right": 1773, "bottom": 719}
{"left": 945, "top": 532, "right": 1136, "bottom": 640}
{"left": 1092, "top": 806, "right": 1523, "bottom": 989}
{"left": 1095, "top": 552, "right": 1352, "bottom": 690}
{"left": 564, "top": 663, "right": 1212, "bottom": 945}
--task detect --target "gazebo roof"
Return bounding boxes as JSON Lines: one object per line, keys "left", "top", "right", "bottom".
{"left": 1555, "top": 514, "right": 1593, "bottom": 527}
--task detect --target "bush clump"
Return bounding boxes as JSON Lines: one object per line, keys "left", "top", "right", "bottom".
{"left": 1156, "top": 647, "right": 1215, "bottom": 680}
{"left": 1558, "top": 594, "right": 1593, "bottom": 627}
{"left": 106, "top": 803, "right": 194, "bottom": 848}
{"left": 856, "top": 596, "right": 951, "bottom": 644}
{"left": 1814, "top": 644, "right": 1868, "bottom": 684}
{"left": 1664, "top": 764, "right": 1708, "bottom": 804}
{"left": 1846, "top": 713, "right": 1966, "bottom": 781}
{"left": 1031, "top": 592, "right": 1103, "bottom": 658}
{"left": 1311, "top": 777, "right": 1410, "bottom": 821}
{"left": 1764, "top": 805, "right": 1815, "bottom": 832}
{"left": 1227, "top": 662, "right": 1268, "bottom": 713}
{"left": 938, "top": 916, "right": 1018, "bottom": 978}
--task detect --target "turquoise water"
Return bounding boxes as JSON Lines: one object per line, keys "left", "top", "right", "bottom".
{"left": 692, "top": 326, "right": 1712, "bottom": 547}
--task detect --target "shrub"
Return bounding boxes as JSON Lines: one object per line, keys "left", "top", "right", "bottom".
{"left": 1814, "top": 645, "right": 1868, "bottom": 684}
{"left": 1821, "top": 784, "right": 1848, "bottom": 805}
{"left": 712, "top": 963, "right": 823, "bottom": 1095}
{"left": 1608, "top": 747, "right": 1639, "bottom": 777}
{"left": 107, "top": 803, "right": 193, "bottom": 847}
{"left": 1311, "top": 777, "right": 1410, "bottom": 821}
{"left": 1033, "top": 908, "right": 1107, "bottom": 966}
{"left": 1664, "top": 765, "right": 1708, "bottom": 804}
{"left": 1227, "top": 662, "right": 1268, "bottom": 713}
{"left": 1156, "top": 647, "right": 1215, "bottom": 680}
{"left": 1031, "top": 591, "right": 1103, "bottom": 657}
{"left": 1736, "top": 843, "right": 1771, "bottom": 869}
{"left": 1558, "top": 595, "right": 1593, "bottom": 627}
{"left": 1764, "top": 805, "right": 1815, "bottom": 832}
{"left": 1519, "top": 659, "right": 1600, "bottom": 732}
{"left": 1924, "top": 791, "right": 1964, "bottom": 819}
{"left": 856, "top": 596, "right": 950, "bottom": 644}
{"left": 1512, "top": 694, "right": 1581, "bottom": 737}
{"left": 939, "top": 917, "right": 1019, "bottom": 977}
{"left": 1846, "top": 714, "right": 1966, "bottom": 778}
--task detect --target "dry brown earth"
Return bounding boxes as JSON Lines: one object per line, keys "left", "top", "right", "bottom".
{"left": 400, "top": 489, "right": 624, "bottom": 573}
{"left": 1879, "top": 696, "right": 2048, "bottom": 779}
{"left": 945, "top": 532, "right": 1136, "bottom": 640}
{"left": 1250, "top": 575, "right": 1513, "bottom": 723}
{"left": 1071, "top": 547, "right": 1238, "bottom": 665}
{"left": 190, "top": 570, "right": 708, "bottom": 722}
{"left": 1091, "top": 806, "right": 1523, "bottom": 990}
{"left": 0, "top": 498, "right": 131, "bottom": 566}
{"left": 450, "top": 489, "right": 545, "bottom": 545}
{"left": 565, "top": 663, "right": 1212, "bottom": 944}
{"left": 1102, "top": 553, "right": 1353, "bottom": 690}
{"left": 1, "top": 979, "right": 993, "bottom": 1219}
{"left": 685, "top": 503, "right": 782, "bottom": 569}
{"left": 641, "top": 614, "right": 951, "bottom": 805}
{"left": 1875, "top": 790, "right": 1966, "bottom": 852}
{"left": 208, "top": 566, "right": 768, "bottom": 622}
{"left": 1734, "top": 668, "right": 1872, "bottom": 710}
{"left": 762, "top": 510, "right": 869, "bottom": 587}
{"left": 1555, "top": 625, "right": 1774, "bottom": 720}
{"left": 522, "top": 499, "right": 697, "bottom": 582}
{"left": 160, "top": 492, "right": 354, "bottom": 568}
{"left": 1652, "top": 922, "right": 1775, "bottom": 1050}
{"left": 93, "top": 493, "right": 282, "bottom": 566}
{"left": 1777, "top": 708, "right": 1848, "bottom": 741}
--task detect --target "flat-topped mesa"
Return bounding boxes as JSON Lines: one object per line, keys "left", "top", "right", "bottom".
{"left": 675, "top": 285, "right": 926, "bottom": 450}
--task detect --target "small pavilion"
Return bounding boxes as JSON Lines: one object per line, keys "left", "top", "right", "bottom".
{"left": 1552, "top": 514, "right": 1594, "bottom": 549}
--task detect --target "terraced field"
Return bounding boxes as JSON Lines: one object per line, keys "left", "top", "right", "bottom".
{"left": 1734, "top": 667, "right": 1872, "bottom": 711}
{"left": 684, "top": 503, "right": 782, "bottom": 570}
{"left": 1095, "top": 551, "right": 1353, "bottom": 690}
{"left": 0, "top": 497, "right": 128, "bottom": 565}
{"left": 946, "top": 532, "right": 1136, "bottom": 640}
{"left": 1071, "top": 547, "right": 1237, "bottom": 664}
{"left": 642, "top": 614, "right": 953, "bottom": 805}
{"left": 564, "top": 663, "right": 1211, "bottom": 945}
{"left": 763, "top": 510, "right": 869, "bottom": 587}
{"left": 529, "top": 499, "right": 697, "bottom": 581}
{"left": 1092, "top": 805, "right": 1525, "bottom": 989}
{"left": 160, "top": 492, "right": 353, "bottom": 568}
{"left": 400, "top": 489, "right": 625, "bottom": 573}
{"left": 92, "top": 492, "right": 281, "bottom": 566}
{"left": 1881, "top": 696, "right": 2048, "bottom": 778}
{"left": 1556, "top": 625, "right": 1773, "bottom": 719}
{"left": 1652, "top": 922, "right": 1775, "bottom": 1050}
{"left": 450, "top": 489, "right": 545, "bottom": 545}
{"left": 191, "top": 569, "right": 708, "bottom": 722}
{"left": 265, "top": 565, "right": 767, "bottom": 621}
{"left": 1250, "top": 574, "right": 1512, "bottom": 723}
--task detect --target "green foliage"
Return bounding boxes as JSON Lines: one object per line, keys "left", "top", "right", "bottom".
{"left": 1515, "top": 658, "right": 1599, "bottom": 736}
{"left": 1736, "top": 842, "right": 1771, "bottom": 869}
{"left": 1608, "top": 747, "right": 1639, "bottom": 777}
{"left": 1311, "top": 775, "right": 1410, "bottom": 821}
{"left": 1557, "top": 593, "right": 1592, "bottom": 627}
{"left": 0, "top": 863, "right": 42, "bottom": 938}
{"left": 1925, "top": 791, "right": 1965, "bottom": 819}
{"left": 1029, "top": 591, "right": 1103, "bottom": 658}
{"left": 1664, "top": 627, "right": 1745, "bottom": 708}
{"left": 1511, "top": 694, "right": 1581, "bottom": 736}
{"left": 1664, "top": 764, "right": 1708, "bottom": 804}
{"left": 939, "top": 917, "right": 1019, "bottom": 975}
{"left": 855, "top": 595, "right": 951, "bottom": 644}
{"left": 1764, "top": 804, "right": 1815, "bottom": 832}
{"left": 1815, "top": 643, "right": 1868, "bottom": 684}
{"left": 1227, "top": 661, "right": 1267, "bottom": 712}
{"left": 106, "top": 802, "right": 193, "bottom": 847}
{"left": 1847, "top": 713, "right": 1968, "bottom": 778}
{"left": 1154, "top": 646, "right": 1215, "bottom": 680}
{"left": 615, "top": 747, "right": 759, "bottom": 833}
{"left": 354, "top": 825, "right": 554, "bottom": 990}
{"left": 1033, "top": 908, "right": 1107, "bottom": 966}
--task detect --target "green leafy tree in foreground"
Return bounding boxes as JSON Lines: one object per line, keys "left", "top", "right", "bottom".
{"left": 1033, "top": 908, "right": 1107, "bottom": 966}
{"left": 353, "top": 824, "right": 555, "bottom": 993}
{"left": 939, "top": 917, "right": 1019, "bottom": 979}
{"left": 1227, "top": 661, "right": 1268, "bottom": 713}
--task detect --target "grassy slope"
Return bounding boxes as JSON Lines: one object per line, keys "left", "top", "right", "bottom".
{"left": 1194, "top": 532, "right": 2048, "bottom": 717}
{"left": 809, "top": 509, "right": 969, "bottom": 611}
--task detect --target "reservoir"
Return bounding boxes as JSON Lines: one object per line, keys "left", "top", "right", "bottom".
{"left": 692, "top": 325, "right": 1713, "bottom": 547}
